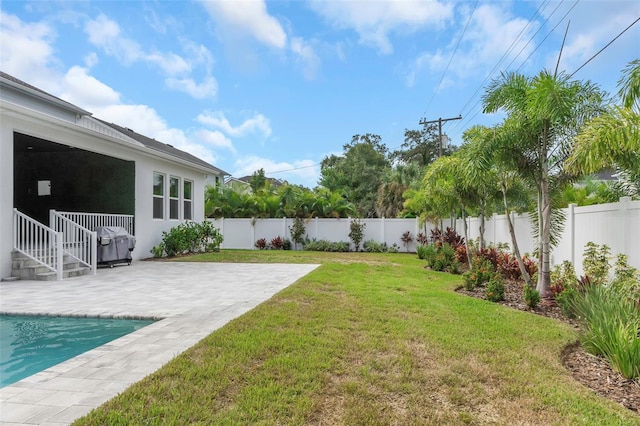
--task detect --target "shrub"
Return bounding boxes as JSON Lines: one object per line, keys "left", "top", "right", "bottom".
{"left": 567, "top": 282, "right": 640, "bottom": 380}
{"left": 303, "top": 239, "right": 350, "bottom": 252}
{"left": 496, "top": 252, "right": 538, "bottom": 281}
{"left": 430, "top": 227, "right": 465, "bottom": 250}
{"left": 363, "top": 240, "right": 387, "bottom": 253}
{"left": 583, "top": 242, "right": 611, "bottom": 285}
{"left": 400, "top": 231, "right": 413, "bottom": 252}
{"left": 485, "top": 274, "right": 505, "bottom": 302}
{"left": 283, "top": 238, "right": 292, "bottom": 251}
{"left": 255, "top": 238, "right": 268, "bottom": 250}
{"left": 463, "top": 256, "right": 495, "bottom": 289}
{"left": 611, "top": 254, "right": 640, "bottom": 302}
{"left": 387, "top": 243, "right": 400, "bottom": 253}
{"left": 270, "top": 236, "right": 285, "bottom": 250}
{"left": 476, "top": 247, "right": 501, "bottom": 270}
{"left": 288, "top": 217, "right": 306, "bottom": 250}
{"left": 416, "top": 232, "right": 429, "bottom": 245}
{"left": 416, "top": 244, "right": 430, "bottom": 260}
{"left": 153, "top": 221, "right": 223, "bottom": 257}
{"left": 523, "top": 285, "right": 541, "bottom": 308}
{"left": 349, "top": 219, "right": 366, "bottom": 251}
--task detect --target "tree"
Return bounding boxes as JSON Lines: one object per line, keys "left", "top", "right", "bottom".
{"left": 375, "top": 162, "right": 421, "bottom": 218}
{"left": 249, "top": 168, "right": 267, "bottom": 193}
{"left": 566, "top": 59, "right": 640, "bottom": 197}
{"left": 483, "top": 70, "right": 606, "bottom": 295}
{"left": 319, "top": 134, "right": 391, "bottom": 217}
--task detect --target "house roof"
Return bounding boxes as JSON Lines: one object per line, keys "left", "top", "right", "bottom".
{"left": 237, "top": 175, "right": 285, "bottom": 188}
{"left": 0, "top": 71, "right": 90, "bottom": 116}
{"left": 97, "top": 120, "right": 229, "bottom": 176}
{"left": 1, "top": 71, "right": 229, "bottom": 177}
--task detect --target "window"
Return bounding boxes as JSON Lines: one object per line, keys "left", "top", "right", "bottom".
{"left": 184, "top": 180, "right": 193, "bottom": 220}
{"left": 169, "top": 176, "right": 179, "bottom": 220}
{"left": 153, "top": 173, "right": 164, "bottom": 219}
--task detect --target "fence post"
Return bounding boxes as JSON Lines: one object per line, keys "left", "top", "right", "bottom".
{"left": 282, "top": 217, "right": 287, "bottom": 239}
{"left": 568, "top": 203, "right": 576, "bottom": 267}
{"left": 620, "top": 197, "right": 631, "bottom": 259}
{"left": 219, "top": 218, "right": 225, "bottom": 249}
{"left": 381, "top": 217, "right": 385, "bottom": 244}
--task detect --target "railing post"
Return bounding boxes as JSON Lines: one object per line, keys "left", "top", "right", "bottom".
{"left": 49, "top": 209, "right": 56, "bottom": 230}
{"left": 56, "top": 231, "right": 63, "bottom": 281}
{"left": 91, "top": 231, "right": 98, "bottom": 275}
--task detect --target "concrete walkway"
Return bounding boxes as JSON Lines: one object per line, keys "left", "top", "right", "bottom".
{"left": 0, "top": 261, "right": 318, "bottom": 425}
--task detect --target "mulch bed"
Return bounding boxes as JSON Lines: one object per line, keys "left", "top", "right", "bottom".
{"left": 456, "top": 278, "right": 640, "bottom": 415}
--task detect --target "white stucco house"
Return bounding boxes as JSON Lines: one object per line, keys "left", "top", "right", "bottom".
{"left": 0, "top": 71, "right": 228, "bottom": 280}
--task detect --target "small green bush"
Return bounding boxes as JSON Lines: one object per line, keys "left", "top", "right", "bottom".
{"left": 363, "top": 240, "right": 387, "bottom": 253}
{"left": 583, "top": 242, "right": 611, "bottom": 285}
{"left": 523, "top": 285, "right": 541, "bottom": 308}
{"left": 567, "top": 282, "right": 640, "bottom": 380}
{"left": 416, "top": 244, "right": 431, "bottom": 260}
{"left": 485, "top": 274, "right": 505, "bottom": 302}
{"left": 152, "top": 221, "right": 223, "bottom": 257}
{"left": 303, "top": 239, "right": 350, "bottom": 252}
{"left": 348, "top": 219, "right": 366, "bottom": 252}
{"left": 288, "top": 217, "right": 306, "bottom": 250}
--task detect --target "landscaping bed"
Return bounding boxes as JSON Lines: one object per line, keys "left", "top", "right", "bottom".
{"left": 457, "top": 278, "right": 640, "bottom": 414}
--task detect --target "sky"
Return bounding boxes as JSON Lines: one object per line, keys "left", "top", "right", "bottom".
{"left": 1, "top": 1, "right": 639, "bottom": 188}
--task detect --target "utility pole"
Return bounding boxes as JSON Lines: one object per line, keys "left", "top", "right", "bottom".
{"left": 419, "top": 115, "right": 462, "bottom": 157}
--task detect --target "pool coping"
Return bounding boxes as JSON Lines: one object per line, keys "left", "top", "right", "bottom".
{"left": 0, "top": 262, "right": 319, "bottom": 425}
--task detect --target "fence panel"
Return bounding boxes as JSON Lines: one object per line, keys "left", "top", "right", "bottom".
{"left": 207, "top": 199, "right": 639, "bottom": 272}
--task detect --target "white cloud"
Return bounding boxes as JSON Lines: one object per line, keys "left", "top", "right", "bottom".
{"left": 199, "top": 0, "right": 287, "bottom": 49}
{"left": 166, "top": 76, "right": 218, "bottom": 99}
{"left": 291, "top": 37, "right": 321, "bottom": 80}
{"left": 233, "top": 156, "right": 319, "bottom": 187}
{"left": 309, "top": 0, "right": 453, "bottom": 54}
{"left": 197, "top": 111, "right": 272, "bottom": 138}
{"left": 0, "top": 12, "right": 58, "bottom": 88}
{"left": 85, "top": 14, "right": 143, "bottom": 65}
{"left": 406, "top": 3, "right": 537, "bottom": 87}
{"left": 196, "top": 129, "right": 236, "bottom": 153}
{"left": 60, "top": 66, "right": 121, "bottom": 108}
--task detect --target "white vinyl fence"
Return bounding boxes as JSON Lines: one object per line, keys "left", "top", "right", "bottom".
{"left": 208, "top": 198, "right": 639, "bottom": 274}
{"left": 208, "top": 217, "right": 429, "bottom": 253}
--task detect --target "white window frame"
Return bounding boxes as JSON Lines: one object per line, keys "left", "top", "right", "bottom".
{"left": 169, "top": 176, "right": 180, "bottom": 220}
{"left": 153, "top": 172, "right": 165, "bottom": 220}
{"left": 183, "top": 179, "right": 193, "bottom": 221}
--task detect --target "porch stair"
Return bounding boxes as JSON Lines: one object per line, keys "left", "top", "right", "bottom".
{"left": 10, "top": 250, "right": 92, "bottom": 281}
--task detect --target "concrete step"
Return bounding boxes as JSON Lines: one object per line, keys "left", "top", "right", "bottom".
{"left": 35, "top": 266, "right": 92, "bottom": 281}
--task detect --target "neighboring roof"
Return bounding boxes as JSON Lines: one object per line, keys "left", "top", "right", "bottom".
{"left": 237, "top": 175, "right": 285, "bottom": 188}
{"left": 1, "top": 70, "right": 229, "bottom": 176}
{"left": 98, "top": 120, "right": 229, "bottom": 176}
{"left": 0, "top": 71, "right": 90, "bottom": 116}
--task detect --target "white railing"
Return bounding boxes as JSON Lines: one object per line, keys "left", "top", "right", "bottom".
{"left": 53, "top": 210, "right": 135, "bottom": 235}
{"left": 13, "top": 209, "right": 63, "bottom": 281}
{"left": 50, "top": 210, "right": 97, "bottom": 275}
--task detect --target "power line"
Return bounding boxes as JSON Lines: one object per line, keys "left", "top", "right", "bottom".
{"left": 448, "top": 0, "right": 556, "bottom": 137}
{"left": 568, "top": 15, "right": 640, "bottom": 78}
{"left": 450, "top": 1, "right": 579, "bottom": 136}
{"left": 422, "top": 0, "right": 479, "bottom": 117}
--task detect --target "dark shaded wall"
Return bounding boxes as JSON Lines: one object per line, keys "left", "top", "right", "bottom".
{"left": 14, "top": 139, "right": 135, "bottom": 225}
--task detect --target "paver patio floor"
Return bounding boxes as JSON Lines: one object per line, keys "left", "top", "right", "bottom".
{"left": 0, "top": 261, "right": 318, "bottom": 425}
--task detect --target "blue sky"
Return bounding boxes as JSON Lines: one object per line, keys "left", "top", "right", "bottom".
{"left": 1, "top": 1, "right": 639, "bottom": 188}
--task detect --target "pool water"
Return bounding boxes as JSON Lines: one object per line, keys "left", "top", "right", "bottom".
{"left": 0, "top": 315, "right": 154, "bottom": 387}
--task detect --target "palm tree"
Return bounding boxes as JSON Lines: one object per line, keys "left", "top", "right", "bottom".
{"left": 566, "top": 59, "right": 640, "bottom": 197}
{"left": 375, "top": 163, "right": 421, "bottom": 218}
{"left": 483, "top": 70, "right": 606, "bottom": 295}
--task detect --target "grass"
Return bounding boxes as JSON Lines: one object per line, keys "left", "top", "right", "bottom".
{"left": 75, "top": 250, "right": 639, "bottom": 425}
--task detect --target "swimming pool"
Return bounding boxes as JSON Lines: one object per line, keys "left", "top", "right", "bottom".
{"left": 0, "top": 315, "right": 154, "bottom": 387}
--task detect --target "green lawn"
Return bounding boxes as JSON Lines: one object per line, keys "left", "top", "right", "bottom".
{"left": 75, "top": 251, "right": 639, "bottom": 425}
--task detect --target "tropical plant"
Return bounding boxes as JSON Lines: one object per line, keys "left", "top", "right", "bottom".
{"left": 288, "top": 217, "right": 306, "bottom": 250}
{"left": 400, "top": 231, "right": 413, "bottom": 252}
{"left": 485, "top": 274, "right": 505, "bottom": 302}
{"left": 152, "top": 221, "right": 223, "bottom": 257}
{"left": 482, "top": 68, "right": 606, "bottom": 295}
{"left": 348, "top": 219, "right": 366, "bottom": 251}
{"left": 566, "top": 59, "right": 640, "bottom": 198}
